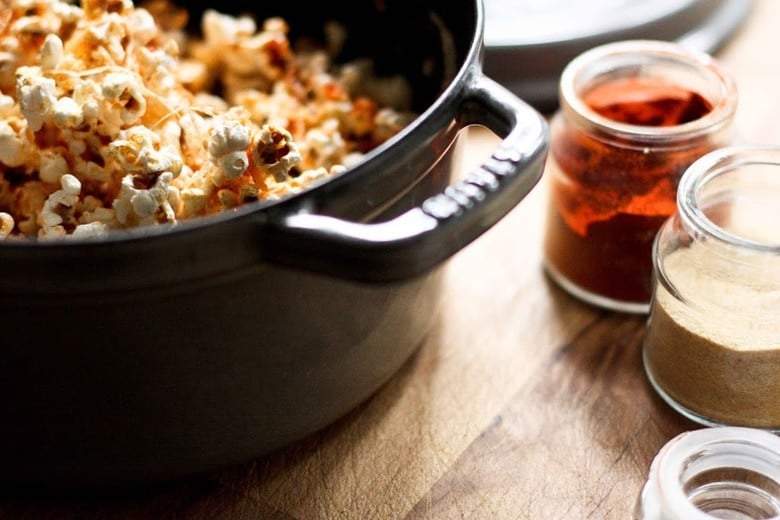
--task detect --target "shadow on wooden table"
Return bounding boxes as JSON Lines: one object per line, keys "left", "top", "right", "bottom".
{"left": 404, "top": 274, "right": 697, "bottom": 519}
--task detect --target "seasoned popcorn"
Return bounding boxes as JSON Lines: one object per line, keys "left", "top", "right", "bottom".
{"left": 0, "top": 0, "right": 415, "bottom": 238}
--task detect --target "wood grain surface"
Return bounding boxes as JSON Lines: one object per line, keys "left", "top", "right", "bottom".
{"left": 3, "top": 1, "right": 780, "bottom": 518}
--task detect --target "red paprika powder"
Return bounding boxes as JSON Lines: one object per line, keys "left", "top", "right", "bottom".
{"left": 542, "top": 40, "right": 737, "bottom": 313}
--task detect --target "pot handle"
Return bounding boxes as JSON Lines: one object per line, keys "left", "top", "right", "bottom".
{"left": 262, "top": 75, "right": 549, "bottom": 282}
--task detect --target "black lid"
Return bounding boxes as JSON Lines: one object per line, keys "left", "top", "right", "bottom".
{"left": 483, "top": 0, "right": 753, "bottom": 113}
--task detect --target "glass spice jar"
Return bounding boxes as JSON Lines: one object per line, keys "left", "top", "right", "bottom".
{"left": 634, "top": 427, "right": 780, "bottom": 520}
{"left": 643, "top": 146, "right": 780, "bottom": 431}
{"left": 542, "top": 40, "right": 737, "bottom": 313}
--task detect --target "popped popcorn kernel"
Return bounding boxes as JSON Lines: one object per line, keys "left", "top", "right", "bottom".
{"left": 208, "top": 120, "right": 251, "bottom": 159}
{"left": 0, "top": 121, "right": 27, "bottom": 167}
{"left": 60, "top": 173, "right": 82, "bottom": 196}
{"left": 71, "top": 220, "right": 109, "bottom": 238}
{"left": 0, "top": 0, "right": 415, "bottom": 239}
{"left": 0, "top": 212, "right": 14, "bottom": 238}
{"left": 16, "top": 67, "right": 56, "bottom": 132}
{"left": 107, "top": 125, "right": 183, "bottom": 178}
{"left": 38, "top": 174, "right": 82, "bottom": 237}
{"left": 219, "top": 150, "right": 249, "bottom": 179}
{"left": 39, "top": 34, "right": 63, "bottom": 71}
{"left": 53, "top": 97, "right": 84, "bottom": 128}
{"left": 101, "top": 70, "right": 147, "bottom": 126}
{"left": 113, "top": 171, "right": 174, "bottom": 226}
{"left": 248, "top": 124, "right": 301, "bottom": 183}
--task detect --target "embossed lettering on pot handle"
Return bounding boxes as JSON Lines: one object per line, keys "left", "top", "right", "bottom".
{"left": 262, "top": 75, "right": 549, "bottom": 282}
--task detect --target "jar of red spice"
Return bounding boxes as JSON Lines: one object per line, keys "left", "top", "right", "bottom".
{"left": 542, "top": 40, "right": 737, "bottom": 313}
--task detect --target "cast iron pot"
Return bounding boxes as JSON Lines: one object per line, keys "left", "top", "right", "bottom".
{"left": 0, "top": 0, "right": 548, "bottom": 486}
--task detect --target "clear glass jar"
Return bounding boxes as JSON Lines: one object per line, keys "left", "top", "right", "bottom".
{"left": 542, "top": 39, "right": 737, "bottom": 313}
{"left": 643, "top": 146, "right": 780, "bottom": 430}
{"left": 634, "top": 427, "right": 780, "bottom": 519}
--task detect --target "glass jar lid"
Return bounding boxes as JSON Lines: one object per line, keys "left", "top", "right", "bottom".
{"left": 637, "top": 427, "right": 780, "bottom": 519}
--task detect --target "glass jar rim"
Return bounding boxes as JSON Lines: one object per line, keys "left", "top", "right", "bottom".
{"left": 643, "top": 426, "right": 780, "bottom": 519}
{"left": 559, "top": 39, "right": 737, "bottom": 143}
{"left": 678, "top": 145, "right": 780, "bottom": 253}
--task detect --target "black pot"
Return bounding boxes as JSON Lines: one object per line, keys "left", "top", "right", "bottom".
{"left": 0, "top": 0, "right": 548, "bottom": 486}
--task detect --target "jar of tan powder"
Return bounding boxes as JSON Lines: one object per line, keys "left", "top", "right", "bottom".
{"left": 643, "top": 146, "right": 780, "bottom": 430}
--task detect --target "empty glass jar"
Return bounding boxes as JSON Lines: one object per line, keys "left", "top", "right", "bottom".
{"left": 635, "top": 427, "right": 780, "bottom": 519}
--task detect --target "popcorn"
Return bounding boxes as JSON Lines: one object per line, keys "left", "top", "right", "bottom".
{"left": 38, "top": 173, "right": 81, "bottom": 237}
{"left": 0, "top": 212, "right": 14, "bottom": 238}
{"left": 0, "top": 0, "right": 415, "bottom": 240}
{"left": 53, "top": 97, "right": 83, "bottom": 128}
{"left": 0, "top": 120, "right": 27, "bottom": 167}
{"left": 39, "top": 34, "right": 64, "bottom": 71}
{"left": 108, "top": 126, "right": 183, "bottom": 178}
{"left": 207, "top": 120, "right": 251, "bottom": 158}
{"left": 249, "top": 124, "right": 301, "bottom": 183}
{"left": 205, "top": 119, "right": 253, "bottom": 180}
{"left": 175, "top": 187, "right": 209, "bottom": 218}
{"left": 71, "top": 221, "right": 109, "bottom": 238}
{"left": 218, "top": 150, "right": 249, "bottom": 179}
{"left": 302, "top": 118, "right": 347, "bottom": 168}
{"left": 38, "top": 151, "right": 69, "bottom": 184}
{"left": 113, "top": 171, "right": 174, "bottom": 226}
{"left": 201, "top": 9, "right": 257, "bottom": 47}
{"left": 0, "top": 94, "right": 16, "bottom": 117}
{"left": 125, "top": 8, "right": 158, "bottom": 46}
{"left": 16, "top": 67, "right": 56, "bottom": 132}
{"left": 101, "top": 70, "right": 147, "bottom": 126}
{"left": 71, "top": 80, "right": 101, "bottom": 124}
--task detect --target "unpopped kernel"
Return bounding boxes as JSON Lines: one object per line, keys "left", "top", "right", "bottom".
{"left": 0, "top": 0, "right": 415, "bottom": 238}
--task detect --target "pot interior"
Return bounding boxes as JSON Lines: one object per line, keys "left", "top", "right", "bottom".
{"left": 180, "top": 0, "right": 476, "bottom": 113}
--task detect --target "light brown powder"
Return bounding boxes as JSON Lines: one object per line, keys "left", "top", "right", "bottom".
{"left": 643, "top": 245, "right": 780, "bottom": 428}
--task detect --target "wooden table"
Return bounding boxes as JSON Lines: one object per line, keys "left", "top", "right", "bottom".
{"left": 4, "top": 2, "right": 780, "bottom": 518}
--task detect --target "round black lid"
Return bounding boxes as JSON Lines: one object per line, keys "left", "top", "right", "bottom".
{"left": 483, "top": 0, "right": 754, "bottom": 113}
